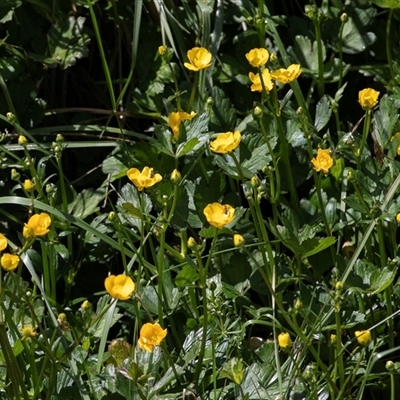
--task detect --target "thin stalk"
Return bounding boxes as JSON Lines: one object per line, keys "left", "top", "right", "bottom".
{"left": 357, "top": 110, "right": 372, "bottom": 170}
{"left": 334, "top": 310, "right": 345, "bottom": 389}
{"left": 188, "top": 72, "right": 199, "bottom": 111}
{"left": 256, "top": 0, "right": 266, "bottom": 47}
{"left": 390, "top": 372, "right": 395, "bottom": 400}
{"left": 338, "top": 17, "right": 347, "bottom": 90}
{"left": 387, "top": 8, "right": 395, "bottom": 81}
{"left": 314, "top": 17, "right": 325, "bottom": 97}
{"left": 193, "top": 232, "right": 218, "bottom": 388}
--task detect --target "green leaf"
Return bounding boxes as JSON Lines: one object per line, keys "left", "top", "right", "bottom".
{"left": 69, "top": 188, "right": 106, "bottom": 219}
{"left": 175, "top": 264, "right": 199, "bottom": 288}
{"left": 369, "top": 267, "right": 397, "bottom": 294}
{"left": 370, "top": 0, "right": 400, "bottom": 8}
{"left": 47, "top": 16, "right": 90, "bottom": 69}
{"left": 208, "top": 86, "right": 236, "bottom": 131}
{"left": 302, "top": 236, "right": 336, "bottom": 258}
{"left": 341, "top": 9, "right": 377, "bottom": 54}
{"left": 314, "top": 96, "right": 332, "bottom": 132}
{"left": 220, "top": 357, "right": 244, "bottom": 385}
{"left": 291, "top": 35, "right": 326, "bottom": 74}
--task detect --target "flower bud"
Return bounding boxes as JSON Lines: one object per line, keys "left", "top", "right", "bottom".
{"left": 330, "top": 334, "right": 337, "bottom": 344}
{"left": 269, "top": 53, "right": 278, "bottom": 64}
{"left": 56, "top": 134, "right": 64, "bottom": 143}
{"left": 206, "top": 97, "right": 214, "bottom": 108}
{"left": 108, "top": 211, "right": 117, "bottom": 221}
{"left": 250, "top": 176, "right": 261, "bottom": 188}
{"left": 233, "top": 234, "right": 245, "bottom": 248}
{"left": 335, "top": 281, "right": 343, "bottom": 291}
{"left": 187, "top": 237, "right": 196, "bottom": 249}
{"left": 278, "top": 332, "right": 292, "bottom": 350}
{"left": 46, "top": 183, "right": 54, "bottom": 194}
{"left": 18, "top": 135, "right": 28, "bottom": 146}
{"left": 81, "top": 300, "right": 92, "bottom": 310}
{"left": 108, "top": 339, "right": 132, "bottom": 366}
{"left": 386, "top": 360, "right": 395, "bottom": 372}
{"left": 396, "top": 214, "right": 400, "bottom": 224}
{"left": 6, "top": 112, "right": 15, "bottom": 123}
{"left": 170, "top": 169, "right": 182, "bottom": 184}
{"left": 294, "top": 299, "right": 303, "bottom": 310}
{"left": 296, "top": 107, "right": 304, "bottom": 115}
{"left": 340, "top": 13, "right": 348, "bottom": 23}
{"left": 158, "top": 45, "right": 167, "bottom": 56}
{"left": 253, "top": 106, "right": 263, "bottom": 119}
{"left": 11, "top": 169, "right": 20, "bottom": 181}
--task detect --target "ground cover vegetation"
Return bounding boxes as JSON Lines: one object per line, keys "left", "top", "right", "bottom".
{"left": 0, "top": 0, "right": 400, "bottom": 398}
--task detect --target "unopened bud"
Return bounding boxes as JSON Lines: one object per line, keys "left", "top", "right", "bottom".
{"left": 158, "top": 45, "right": 167, "bottom": 56}
{"left": 253, "top": 106, "right": 263, "bottom": 119}
{"left": 294, "top": 299, "right": 303, "bottom": 310}
{"left": 335, "top": 281, "right": 343, "bottom": 291}
{"left": 18, "top": 135, "right": 28, "bottom": 146}
{"left": 233, "top": 234, "right": 245, "bottom": 248}
{"left": 6, "top": 112, "right": 15, "bottom": 123}
{"left": 330, "top": 334, "right": 337, "bottom": 344}
{"left": 206, "top": 97, "right": 214, "bottom": 108}
{"left": 171, "top": 169, "right": 182, "bottom": 184}
{"left": 24, "top": 179, "right": 35, "bottom": 192}
{"left": 386, "top": 360, "right": 395, "bottom": 372}
{"left": 250, "top": 176, "right": 260, "bottom": 188}
{"left": 187, "top": 237, "right": 196, "bottom": 249}
{"left": 340, "top": 13, "right": 348, "bottom": 23}
{"left": 270, "top": 53, "right": 278, "bottom": 64}
{"left": 108, "top": 211, "right": 117, "bottom": 221}
{"left": 56, "top": 134, "right": 64, "bottom": 143}
{"left": 11, "top": 169, "right": 20, "bottom": 181}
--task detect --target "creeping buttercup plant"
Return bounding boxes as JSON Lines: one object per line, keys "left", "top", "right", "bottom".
{"left": 0, "top": 1, "right": 400, "bottom": 399}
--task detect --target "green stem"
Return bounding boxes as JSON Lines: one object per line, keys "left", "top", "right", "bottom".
{"left": 357, "top": 110, "right": 372, "bottom": 170}
{"left": 338, "top": 18, "right": 346, "bottom": 90}
{"left": 314, "top": 17, "right": 325, "bottom": 97}
{"left": 188, "top": 72, "right": 199, "bottom": 111}
{"left": 193, "top": 232, "right": 218, "bottom": 388}
{"left": 335, "top": 309, "right": 345, "bottom": 389}
{"left": 386, "top": 8, "right": 395, "bottom": 81}
{"left": 256, "top": 0, "right": 266, "bottom": 47}
{"left": 391, "top": 371, "right": 395, "bottom": 400}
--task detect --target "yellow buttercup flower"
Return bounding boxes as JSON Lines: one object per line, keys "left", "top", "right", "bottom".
{"left": 1, "top": 253, "right": 20, "bottom": 271}
{"left": 249, "top": 69, "right": 273, "bottom": 93}
{"left": 24, "top": 179, "right": 35, "bottom": 192}
{"left": 127, "top": 167, "right": 162, "bottom": 191}
{"left": 355, "top": 330, "right": 372, "bottom": 346}
{"left": 0, "top": 233, "right": 7, "bottom": 251}
{"left": 311, "top": 149, "right": 333, "bottom": 174}
{"left": 20, "top": 325, "right": 37, "bottom": 340}
{"left": 270, "top": 64, "right": 302, "bottom": 84}
{"left": 358, "top": 88, "right": 380, "bottom": 110}
{"left": 184, "top": 47, "right": 212, "bottom": 71}
{"left": 396, "top": 213, "right": 400, "bottom": 224}
{"left": 278, "top": 332, "right": 292, "bottom": 350}
{"left": 210, "top": 131, "right": 241, "bottom": 154}
{"left": 167, "top": 111, "right": 196, "bottom": 140}
{"left": 23, "top": 213, "right": 51, "bottom": 240}
{"left": 104, "top": 274, "right": 135, "bottom": 301}
{"left": 245, "top": 48, "right": 269, "bottom": 67}
{"left": 138, "top": 322, "right": 167, "bottom": 352}
{"left": 203, "top": 203, "right": 235, "bottom": 228}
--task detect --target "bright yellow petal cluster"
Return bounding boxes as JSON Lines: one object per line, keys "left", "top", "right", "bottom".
{"left": 24, "top": 179, "right": 35, "bottom": 192}
{"left": 233, "top": 234, "right": 245, "bottom": 248}
{"left": 278, "top": 332, "right": 292, "bottom": 349}
{"left": 0, "top": 233, "right": 7, "bottom": 251}
{"left": 1, "top": 253, "right": 20, "bottom": 271}
{"left": 355, "top": 330, "right": 372, "bottom": 346}
{"left": 270, "top": 64, "right": 302, "bottom": 84}
{"left": 127, "top": 167, "right": 162, "bottom": 191}
{"left": 167, "top": 111, "right": 196, "bottom": 140}
{"left": 203, "top": 203, "right": 235, "bottom": 229}
{"left": 184, "top": 47, "right": 212, "bottom": 71}
{"left": 104, "top": 274, "right": 135, "bottom": 301}
{"left": 249, "top": 69, "right": 273, "bottom": 93}
{"left": 210, "top": 131, "right": 241, "bottom": 154}
{"left": 245, "top": 48, "right": 269, "bottom": 67}
{"left": 138, "top": 322, "right": 167, "bottom": 352}
{"left": 358, "top": 88, "right": 379, "bottom": 110}
{"left": 23, "top": 213, "right": 51, "bottom": 240}
{"left": 311, "top": 149, "right": 333, "bottom": 174}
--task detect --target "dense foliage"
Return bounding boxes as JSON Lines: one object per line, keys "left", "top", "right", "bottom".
{"left": 1, "top": 0, "right": 400, "bottom": 399}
